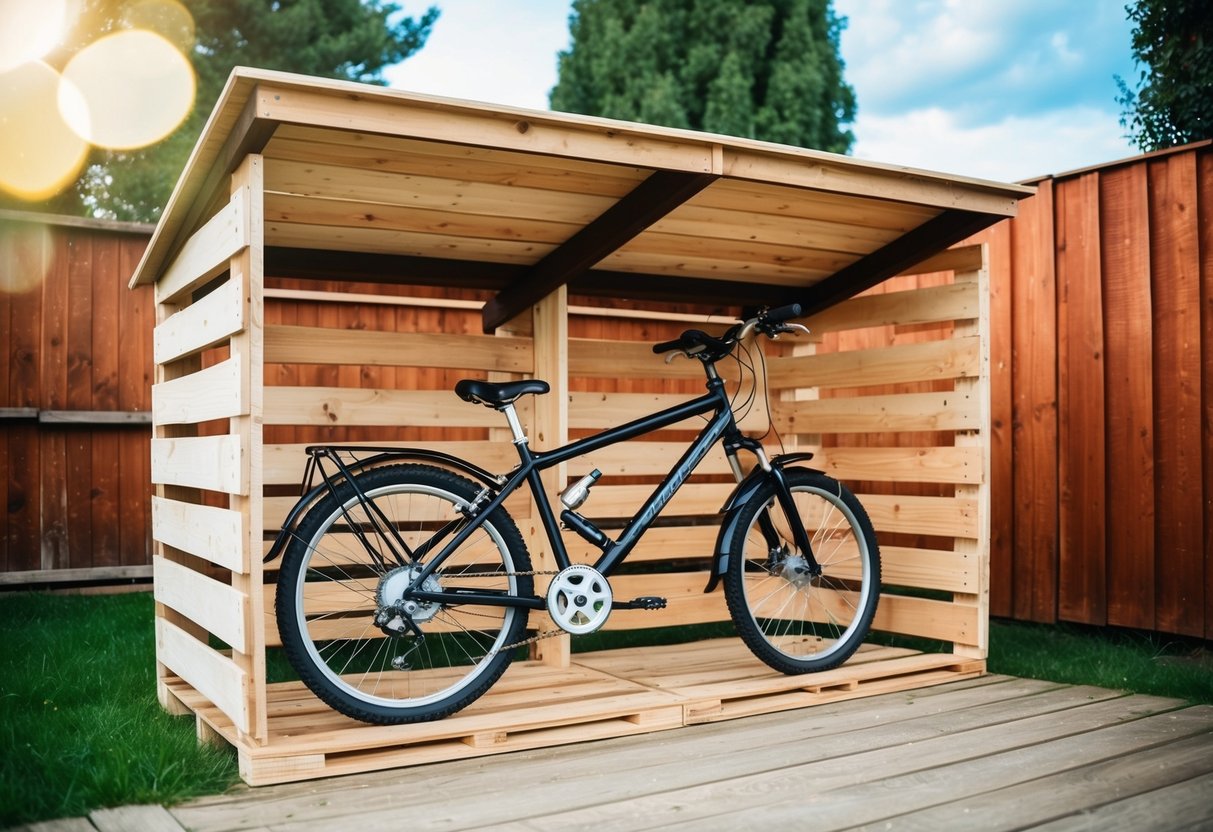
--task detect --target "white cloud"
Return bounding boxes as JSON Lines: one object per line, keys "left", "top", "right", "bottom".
{"left": 384, "top": 0, "right": 570, "bottom": 110}
{"left": 850, "top": 105, "right": 1136, "bottom": 182}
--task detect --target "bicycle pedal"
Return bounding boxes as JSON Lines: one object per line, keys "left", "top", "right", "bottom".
{"left": 619, "top": 596, "right": 667, "bottom": 610}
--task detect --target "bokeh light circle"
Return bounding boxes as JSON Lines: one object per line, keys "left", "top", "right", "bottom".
{"left": 0, "top": 61, "right": 90, "bottom": 201}
{"left": 0, "top": 0, "right": 68, "bottom": 73}
{"left": 0, "top": 223, "right": 53, "bottom": 295}
{"left": 58, "top": 29, "right": 195, "bottom": 151}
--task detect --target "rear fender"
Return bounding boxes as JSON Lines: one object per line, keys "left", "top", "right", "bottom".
{"left": 264, "top": 447, "right": 502, "bottom": 563}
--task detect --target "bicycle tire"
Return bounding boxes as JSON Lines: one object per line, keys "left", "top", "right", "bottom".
{"left": 275, "top": 464, "right": 533, "bottom": 724}
{"left": 723, "top": 468, "right": 880, "bottom": 674}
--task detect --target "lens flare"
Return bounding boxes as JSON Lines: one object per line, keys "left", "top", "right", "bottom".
{"left": 0, "top": 62, "right": 89, "bottom": 201}
{"left": 0, "top": 0, "right": 68, "bottom": 73}
{"left": 0, "top": 222, "right": 53, "bottom": 294}
{"left": 58, "top": 29, "right": 195, "bottom": 151}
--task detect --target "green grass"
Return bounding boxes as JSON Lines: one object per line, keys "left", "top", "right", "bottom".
{"left": 0, "top": 592, "right": 238, "bottom": 828}
{"left": 2, "top": 592, "right": 1210, "bottom": 827}
{"left": 987, "top": 618, "right": 1213, "bottom": 705}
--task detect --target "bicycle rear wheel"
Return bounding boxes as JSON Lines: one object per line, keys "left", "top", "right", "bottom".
{"left": 275, "top": 464, "right": 533, "bottom": 724}
{"left": 723, "top": 468, "right": 880, "bottom": 674}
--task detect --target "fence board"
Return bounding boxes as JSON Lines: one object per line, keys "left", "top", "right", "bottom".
{"left": 1147, "top": 154, "right": 1204, "bottom": 637}
{"left": 1100, "top": 164, "right": 1156, "bottom": 630}
{"left": 1010, "top": 178, "right": 1058, "bottom": 623}
{"left": 1200, "top": 151, "right": 1213, "bottom": 642}
{"left": 1055, "top": 173, "right": 1106, "bottom": 625}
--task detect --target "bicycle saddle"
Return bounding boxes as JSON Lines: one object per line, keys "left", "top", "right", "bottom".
{"left": 454, "top": 378, "right": 550, "bottom": 407}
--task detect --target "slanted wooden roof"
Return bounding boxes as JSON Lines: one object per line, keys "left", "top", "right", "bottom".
{"left": 131, "top": 67, "right": 1032, "bottom": 331}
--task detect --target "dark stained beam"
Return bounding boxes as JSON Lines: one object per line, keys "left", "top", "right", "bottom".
{"left": 264, "top": 247, "right": 521, "bottom": 290}
{"left": 481, "top": 169, "right": 719, "bottom": 332}
{"left": 773, "top": 209, "right": 1003, "bottom": 317}
{"left": 572, "top": 271, "right": 788, "bottom": 310}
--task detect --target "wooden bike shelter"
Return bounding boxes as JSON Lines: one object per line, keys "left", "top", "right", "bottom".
{"left": 129, "top": 68, "right": 1032, "bottom": 785}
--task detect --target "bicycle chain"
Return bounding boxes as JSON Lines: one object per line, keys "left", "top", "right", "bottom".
{"left": 433, "top": 568, "right": 568, "bottom": 653}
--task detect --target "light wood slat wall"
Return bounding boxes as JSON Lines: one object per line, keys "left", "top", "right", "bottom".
{"left": 770, "top": 244, "right": 991, "bottom": 656}
{"left": 151, "top": 161, "right": 266, "bottom": 743}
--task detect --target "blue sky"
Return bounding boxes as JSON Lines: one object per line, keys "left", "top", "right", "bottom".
{"left": 383, "top": 0, "right": 1140, "bottom": 183}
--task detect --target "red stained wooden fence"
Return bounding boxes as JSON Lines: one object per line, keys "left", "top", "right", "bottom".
{"left": 1, "top": 213, "right": 155, "bottom": 579}
{"left": 979, "top": 140, "right": 1212, "bottom": 639}
{"left": 2, "top": 140, "right": 1210, "bottom": 640}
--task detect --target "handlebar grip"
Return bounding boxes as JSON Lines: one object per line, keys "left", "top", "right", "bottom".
{"left": 652, "top": 338, "right": 684, "bottom": 354}
{"left": 764, "top": 303, "right": 803, "bottom": 324}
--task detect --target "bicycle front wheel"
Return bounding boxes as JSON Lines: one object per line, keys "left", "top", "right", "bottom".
{"left": 723, "top": 468, "right": 880, "bottom": 674}
{"left": 275, "top": 464, "right": 533, "bottom": 724}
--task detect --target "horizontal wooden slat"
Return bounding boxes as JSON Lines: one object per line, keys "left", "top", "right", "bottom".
{"left": 882, "top": 546, "right": 979, "bottom": 594}
{"left": 604, "top": 571, "right": 730, "bottom": 630}
{"left": 563, "top": 525, "right": 720, "bottom": 564}
{"left": 564, "top": 442, "right": 736, "bottom": 478}
{"left": 861, "top": 493, "right": 979, "bottom": 538}
{"left": 812, "top": 446, "right": 984, "bottom": 485}
{"left": 156, "top": 617, "right": 249, "bottom": 733}
{"left": 151, "top": 435, "right": 246, "bottom": 494}
{"left": 801, "top": 281, "right": 978, "bottom": 334}
{"left": 768, "top": 336, "right": 981, "bottom": 390}
{"left": 264, "top": 386, "right": 505, "bottom": 428}
{"left": 264, "top": 325, "right": 533, "bottom": 372}
{"left": 0, "top": 565, "right": 153, "bottom": 585}
{"left": 776, "top": 391, "right": 980, "bottom": 434}
{"left": 156, "top": 188, "right": 248, "bottom": 304}
{"left": 265, "top": 124, "right": 650, "bottom": 195}
{"left": 154, "top": 556, "right": 248, "bottom": 652}
{"left": 152, "top": 496, "right": 247, "bottom": 573}
{"left": 152, "top": 356, "right": 244, "bottom": 425}
{"left": 267, "top": 220, "right": 557, "bottom": 263}
{"left": 873, "top": 593, "right": 980, "bottom": 644}
{"left": 568, "top": 392, "right": 706, "bottom": 431}
{"left": 257, "top": 85, "right": 719, "bottom": 173}
{"left": 897, "top": 243, "right": 985, "bottom": 276}
{"left": 265, "top": 159, "right": 609, "bottom": 225}
{"left": 154, "top": 277, "right": 245, "bottom": 364}
{"left": 568, "top": 339, "right": 707, "bottom": 379}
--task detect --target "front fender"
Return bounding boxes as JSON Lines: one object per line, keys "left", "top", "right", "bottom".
{"left": 702, "top": 458, "right": 823, "bottom": 593}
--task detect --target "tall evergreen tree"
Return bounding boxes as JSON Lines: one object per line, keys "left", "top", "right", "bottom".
{"left": 14, "top": 0, "right": 437, "bottom": 222}
{"left": 1116, "top": 0, "right": 1213, "bottom": 151}
{"left": 550, "top": 0, "right": 855, "bottom": 153}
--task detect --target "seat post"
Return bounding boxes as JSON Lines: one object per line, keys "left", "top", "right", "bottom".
{"left": 501, "top": 403, "right": 528, "bottom": 445}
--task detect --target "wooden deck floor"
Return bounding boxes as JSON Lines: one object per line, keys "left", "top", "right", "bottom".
{"left": 48, "top": 673, "right": 1201, "bottom": 832}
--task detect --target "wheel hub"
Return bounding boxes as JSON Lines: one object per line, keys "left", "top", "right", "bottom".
{"left": 377, "top": 565, "right": 442, "bottom": 631}
{"left": 780, "top": 553, "right": 819, "bottom": 588}
{"left": 546, "top": 564, "right": 612, "bottom": 635}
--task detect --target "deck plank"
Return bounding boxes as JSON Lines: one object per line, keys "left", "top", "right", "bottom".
{"left": 171, "top": 679, "right": 1194, "bottom": 832}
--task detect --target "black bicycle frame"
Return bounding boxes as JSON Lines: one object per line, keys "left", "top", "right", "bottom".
{"left": 404, "top": 374, "right": 745, "bottom": 610}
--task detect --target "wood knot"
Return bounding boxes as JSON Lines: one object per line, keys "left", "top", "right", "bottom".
{"left": 516, "top": 120, "right": 530, "bottom": 134}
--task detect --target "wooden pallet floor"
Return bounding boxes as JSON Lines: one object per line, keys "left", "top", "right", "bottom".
{"left": 148, "top": 672, "right": 1213, "bottom": 832}
{"left": 165, "top": 638, "right": 985, "bottom": 786}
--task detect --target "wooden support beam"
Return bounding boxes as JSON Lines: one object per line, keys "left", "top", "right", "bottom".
{"left": 481, "top": 170, "right": 720, "bottom": 332}
{"left": 775, "top": 210, "right": 1000, "bottom": 316}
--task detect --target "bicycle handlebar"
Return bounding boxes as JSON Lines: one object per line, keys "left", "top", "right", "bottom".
{"left": 651, "top": 304, "right": 806, "bottom": 360}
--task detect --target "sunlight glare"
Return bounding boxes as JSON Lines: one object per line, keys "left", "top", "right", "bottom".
{"left": 0, "top": 61, "right": 89, "bottom": 201}
{"left": 0, "top": 0, "right": 69, "bottom": 73}
{"left": 0, "top": 222, "right": 53, "bottom": 294}
{"left": 58, "top": 29, "right": 195, "bottom": 150}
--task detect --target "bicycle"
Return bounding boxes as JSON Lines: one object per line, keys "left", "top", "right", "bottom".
{"left": 269, "top": 303, "right": 881, "bottom": 725}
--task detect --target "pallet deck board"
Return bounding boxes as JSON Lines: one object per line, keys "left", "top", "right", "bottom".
{"left": 165, "top": 637, "right": 988, "bottom": 786}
